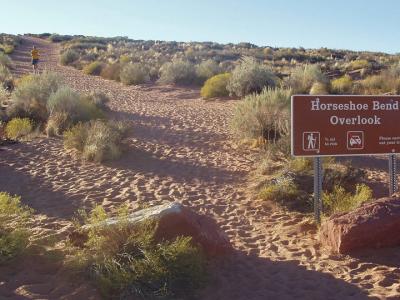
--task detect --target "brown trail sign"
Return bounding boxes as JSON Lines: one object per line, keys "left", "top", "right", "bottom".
{"left": 291, "top": 95, "right": 400, "bottom": 156}
{"left": 291, "top": 95, "right": 400, "bottom": 222}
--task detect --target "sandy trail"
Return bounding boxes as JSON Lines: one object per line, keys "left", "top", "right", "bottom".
{"left": 0, "top": 36, "right": 399, "bottom": 299}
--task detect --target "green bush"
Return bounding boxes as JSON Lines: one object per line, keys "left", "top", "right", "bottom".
{"left": 200, "top": 73, "right": 231, "bottom": 99}
{"left": 285, "top": 65, "right": 328, "bottom": 94}
{"left": 8, "top": 71, "right": 62, "bottom": 123}
{"left": 0, "top": 192, "right": 33, "bottom": 263}
{"left": 67, "top": 205, "right": 207, "bottom": 299}
{"left": 120, "top": 63, "right": 150, "bottom": 85}
{"left": 5, "top": 118, "right": 33, "bottom": 140}
{"left": 159, "top": 60, "right": 198, "bottom": 85}
{"left": 331, "top": 75, "right": 353, "bottom": 94}
{"left": 323, "top": 184, "right": 372, "bottom": 215}
{"left": 230, "top": 87, "right": 291, "bottom": 141}
{"left": 196, "top": 59, "right": 221, "bottom": 83}
{"left": 227, "top": 57, "right": 278, "bottom": 97}
{"left": 83, "top": 61, "right": 105, "bottom": 76}
{"left": 60, "top": 49, "right": 79, "bottom": 66}
{"left": 64, "top": 120, "right": 127, "bottom": 162}
{"left": 100, "top": 63, "right": 121, "bottom": 81}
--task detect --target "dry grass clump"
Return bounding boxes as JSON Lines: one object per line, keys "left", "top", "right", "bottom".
{"left": 159, "top": 60, "right": 197, "bottom": 85}
{"left": 66, "top": 205, "right": 207, "bottom": 299}
{"left": 83, "top": 61, "right": 105, "bottom": 76}
{"left": 0, "top": 53, "right": 12, "bottom": 69}
{"left": 231, "top": 87, "right": 291, "bottom": 142}
{"left": 0, "top": 192, "right": 33, "bottom": 263}
{"left": 200, "top": 73, "right": 231, "bottom": 99}
{"left": 64, "top": 120, "right": 128, "bottom": 162}
{"left": 5, "top": 118, "right": 33, "bottom": 140}
{"left": 227, "top": 57, "right": 278, "bottom": 97}
{"left": 120, "top": 63, "right": 150, "bottom": 85}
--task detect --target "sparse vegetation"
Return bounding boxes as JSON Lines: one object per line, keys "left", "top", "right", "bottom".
{"left": 0, "top": 192, "right": 33, "bottom": 263}
{"left": 227, "top": 57, "right": 278, "bottom": 97}
{"left": 201, "top": 73, "right": 231, "bottom": 99}
{"left": 196, "top": 59, "right": 221, "bottom": 83}
{"left": 5, "top": 118, "right": 33, "bottom": 140}
{"left": 100, "top": 63, "right": 121, "bottom": 81}
{"left": 64, "top": 120, "right": 128, "bottom": 162}
{"left": 66, "top": 205, "right": 207, "bottom": 299}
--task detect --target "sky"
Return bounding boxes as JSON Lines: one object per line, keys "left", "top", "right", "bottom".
{"left": 1, "top": 0, "right": 400, "bottom": 53}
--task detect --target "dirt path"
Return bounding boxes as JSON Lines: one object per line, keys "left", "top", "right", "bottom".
{"left": 1, "top": 36, "right": 399, "bottom": 299}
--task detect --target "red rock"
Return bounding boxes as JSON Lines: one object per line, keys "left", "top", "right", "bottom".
{"left": 320, "top": 197, "right": 400, "bottom": 254}
{"left": 82, "top": 202, "right": 232, "bottom": 257}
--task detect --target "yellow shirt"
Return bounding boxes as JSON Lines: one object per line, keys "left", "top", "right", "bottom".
{"left": 31, "top": 49, "right": 39, "bottom": 59}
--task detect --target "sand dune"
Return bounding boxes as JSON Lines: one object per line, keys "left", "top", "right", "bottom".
{"left": 0, "top": 36, "right": 399, "bottom": 299}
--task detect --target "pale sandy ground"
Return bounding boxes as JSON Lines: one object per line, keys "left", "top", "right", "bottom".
{"left": 0, "top": 37, "right": 399, "bottom": 299}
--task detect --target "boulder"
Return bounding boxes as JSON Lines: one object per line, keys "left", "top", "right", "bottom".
{"left": 320, "top": 197, "right": 400, "bottom": 254}
{"left": 81, "top": 202, "right": 232, "bottom": 257}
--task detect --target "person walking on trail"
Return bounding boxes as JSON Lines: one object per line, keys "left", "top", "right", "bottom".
{"left": 31, "top": 45, "right": 40, "bottom": 74}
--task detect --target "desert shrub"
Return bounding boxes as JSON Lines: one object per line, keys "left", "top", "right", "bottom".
{"left": 49, "top": 34, "right": 73, "bottom": 43}
{"left": 259, "top": 177, "right": 311, "bottom": 211}
{"left": 47, "top": 86, "right": 104, "bottom": 133}
{"left": 285, "top": 65, "right": 328, "bottom": 94}
{"left": 64, "top": 120, "right": 127, "bottom": 162}
{"left": 323, "top": 162, "right": 366, "bottom": 192}
{"left": 100, "top": 63, "right": 121, "bottom": 81}
{"left": 0, "top": 65, "right": 11, "bottom": 83}
{"left": 159, "top": 60, "right": 198, "bottom": 85}
{"left": 83, "top": 61, "right": 105, "bottom": 76}
{"left": 8, "top": 71, "right": 62, "bottom": 123}
{"left": 3, "top": 45, "right": 14, "bottom": 55}
{"left": 85, "top": 91, "right": 110, "bottom": 111}
{"left": 0, "top": 192, "right": 33, "bottom": 263}
{"left": 309, "top": 82, "right": 329, "bottom": 95}
{"left": 0, "top": 53, "right": 12, "bottom": 68}
{"left": 60, "top": 49, "right": 79, "bottom": 66}
{"left": 230, "top": 87, "right": 291, "bottom": 142}
{"left": 120, "top": 63, "right": 150, "bottom": 85}
{"left": 200, "top": 73, "right": 231, "bottom": 99}
{"left": 227, "top": 57, "right": 278, "bottom": 97}
{"left": 196, "top": 59, "right": 221, "bottom": 83}
{"left": 66, "top": 205, "right": 207, "bottom": 299}
{"left": 331, "top": 75, "right": 353, "bottom": 94}
{"left": 323, "top": 184, "right": 372, "bottom": 215}
{"left": 5, "top": 118, "right": 33, "bottom": 140}
{"left": 348, "top": 59, "right": 370, "bottom": 70}
{"left": 359, "top": 73, "right": 400, "bottom": 95}
{"left": 119, "top": 54, "right": 131, "bottom": 64}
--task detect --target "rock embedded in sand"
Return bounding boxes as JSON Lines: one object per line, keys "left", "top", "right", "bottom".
{"left": 80, "top": 202, "right": 232, "bottom": 257}
{"left": 320, "top": 197, "right": 400, "bottom": 254}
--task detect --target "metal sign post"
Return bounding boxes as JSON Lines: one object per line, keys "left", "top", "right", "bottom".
{"left": 313, "top": 157, "right": 323, "bottom": 223}
{"left": 389, "top": 154, "right": 398, "bottom": 196}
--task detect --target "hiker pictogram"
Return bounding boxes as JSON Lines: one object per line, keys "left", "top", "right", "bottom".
{"left": 303, "top": 132, "right": 320, "bottom": 151}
